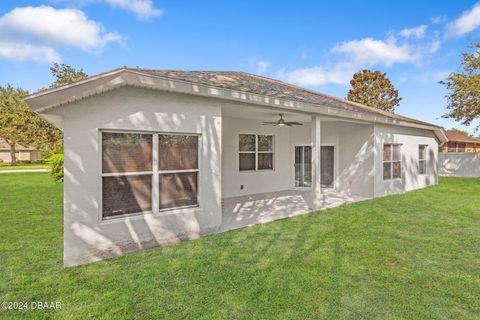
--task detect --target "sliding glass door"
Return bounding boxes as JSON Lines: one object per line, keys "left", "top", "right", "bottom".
{"left": 294, "top": 145, "right": 335, "bottom": 188}
{"left": 294, "top": 146, "right": 312, "bottom": 187}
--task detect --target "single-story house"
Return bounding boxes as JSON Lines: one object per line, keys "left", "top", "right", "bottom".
{"left": 440, "top": 131, "right": 480, "bottom": 152}
{"left": 25, "top": 68, "right": 447, "bottom": 267}
{"left": 0, "top": 139, "right": 42, "bottom": 163}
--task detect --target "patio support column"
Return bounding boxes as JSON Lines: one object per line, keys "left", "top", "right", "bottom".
{"left": 311, "top": 115, "right": 322, "bottom": 208}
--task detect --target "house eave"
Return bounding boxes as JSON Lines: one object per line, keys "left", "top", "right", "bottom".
{"left": 24, "top": 69, "right": 447, "bottom": 143}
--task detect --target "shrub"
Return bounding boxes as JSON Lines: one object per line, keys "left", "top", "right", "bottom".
{"left": 48, "top": 154, "right": 64, "bottom": 182}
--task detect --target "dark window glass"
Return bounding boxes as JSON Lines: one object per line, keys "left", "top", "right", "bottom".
{"left": 159, "top": 135, "right": 198, "bottom": 170}
{"left": 419, "top": 145, "right": 427, "bottom": 175}
{"left": 103, "top": 175, "right": 152, "bottom": 217}
{"left": 419, "top": 161, "right": 426, "bottom": 175}
{"left": 383, "top": 144, "right": 391, "bottom": 161}
{"left": 258, "top": 153, "right": 273, "bottom": 170}
{"left": 159, "top": 172, "right": 198, "bottom": 209}
{"left": 102, "top": 132, "right": 152, "bottom": 173}
{"left": 239, "top": 134, "right": 255, "bottom": 151}
{"left": 383, "top": 162, "right": 392, "bottom": 180}
{"left": 392, "top": 162, "right": 401, "bottom": 179}
{"left": 258, "top": 135, "right": 273, "bottom": 152}
{"left": 239, "top": 153, "right": 256, "bottom": 171}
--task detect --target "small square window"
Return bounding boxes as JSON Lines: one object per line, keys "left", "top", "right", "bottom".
{"left": 383, "top": 143, "right": 401, "bottom": 180}
{"left": 419, "top": 145, "right": 427, "bottom": 175}
{"left": 239, "top": 134, "right": 274, "bottom": 171}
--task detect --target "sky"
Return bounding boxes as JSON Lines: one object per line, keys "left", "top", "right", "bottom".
{"left": 1, "top": 0, "right": 480, "bottom": 134}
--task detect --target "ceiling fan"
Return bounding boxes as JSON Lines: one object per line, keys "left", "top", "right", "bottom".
{"left": 262, "top": 113, "right": 303, "bottom": 127}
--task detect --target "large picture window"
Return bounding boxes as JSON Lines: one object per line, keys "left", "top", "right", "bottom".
{"left": 418, "top": 145, "right": 427, "bottom": 175}
{"left": 159, "top": 135, "right": 199, "bottom": 210}
{"left": 239, "top": 134, "right": 274, "bottom": 171}
{"left": 102, "top": 132, "right": 153, "bottom": 217}
{"left": 101, "top": 131, "right": 199, "bottom": 218}
{"left": 383, "top": 144, "right": 402, "bottom": 180}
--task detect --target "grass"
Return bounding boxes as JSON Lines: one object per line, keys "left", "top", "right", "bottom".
{"left": 0, "top": 163, "right": 49, "bottom": 170}
{"left": 0, "top": 173, "right": 479, "bottom": 319}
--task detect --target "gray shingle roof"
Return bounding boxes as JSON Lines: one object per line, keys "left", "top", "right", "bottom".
{"left": 132, "top": 68, "right": 441, "bottom": 128}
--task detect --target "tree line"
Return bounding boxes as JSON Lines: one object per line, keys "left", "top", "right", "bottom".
{"left": 0, "top": 63, "right": 87, "bottom": 165}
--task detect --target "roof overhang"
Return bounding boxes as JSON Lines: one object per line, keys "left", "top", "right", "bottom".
{"left": 25, "top": 68, "right": 448, "bottom": 143}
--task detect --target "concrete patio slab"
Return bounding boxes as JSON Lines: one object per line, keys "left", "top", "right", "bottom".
{"left": 221, "top": 189, "right": 369, "bottom": 232}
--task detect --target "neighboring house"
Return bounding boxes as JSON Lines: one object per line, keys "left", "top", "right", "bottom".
{"left": 25, "top": 68, "right": 447, "bottom": 267}
{"left": 440, "top": 131, "right": 480, "bottom": 152}
{"left": 0, "top": 139, "right": 42, "bottom": 163}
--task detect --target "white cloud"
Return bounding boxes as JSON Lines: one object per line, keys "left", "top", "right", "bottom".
{"left": 89, "top": 0, "right": 162, "bottom": 20}
{"left": 280, "top": 37, "right": 433, "bottom": 86}
{"left": 256, "top": 60, "right": 271, "bottom": 73}
{"left": 0, "top": 42, "right": 60, "bottom": 63}
{"left": 246, "top": 57, "right": 271, "bottom": 74}
{"left": 0, "top": 6, "right": 121, "bottom": 62}
{"left": 446, "top": 2, "right": 480, "bottom": 38}
{"left": 278, "top": 62, "right": 355, "bottom": 86}
{"left": 331, "top": 37, "right": 418, "bottom": 66}
{"left": 429, "top": 40, "right": 441, "bottom": 53}
{"left": 300, "top": 52, "right": 309, "bottom": 59}
{"left": 400, "top": 25, "right": 428, "bottom": 38}
{"left": 431, "top": 15, "right": 447, "bottom": 24}
{"left": 401, "top": 69, "right": 451, "bottom": 84}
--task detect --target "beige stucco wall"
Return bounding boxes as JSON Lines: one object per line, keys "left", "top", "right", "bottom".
{"left": 49, "top": 87, "right": 222, "bottom": 267}
{"left": 373, "top": 124, "right": 439, "bottom": 197}
{"left": 222, "top": 119, "right": 375, "bottom": 198}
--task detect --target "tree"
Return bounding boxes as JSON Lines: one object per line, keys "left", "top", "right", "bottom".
{"left": 43, "top": 63, "right": 88, "bottom": 154}
{"left": 346, "top": 69, "right": 402, "bottom": 112}
{"left": 50, "top": 63, "right": 88, "bottom": 88}
{"left": 0, "top": 84, "right": 64, "bottom": 166}
{"left": 447, "top": 128, "right": 470, "bottom": 136}
{"left": 0, "top": 85, "right": 35, "bottom": 165}
{"left": 440, "top": 42, "right": 480, "bottom": 130}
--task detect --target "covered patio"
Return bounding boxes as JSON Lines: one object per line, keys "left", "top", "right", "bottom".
{"left": 220, "top": 189, "right": 369, "bottom": 232}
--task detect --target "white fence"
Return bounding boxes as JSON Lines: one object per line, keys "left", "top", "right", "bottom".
{"left": 439, "top": 153, "right": 480, "bottom": 178}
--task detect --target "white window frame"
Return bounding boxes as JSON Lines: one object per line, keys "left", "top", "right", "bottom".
{"left": 99, "top": 129, "right": 201, "bottom": 221}
{"left": 383, "top": 143, "right": 402, "bottom": 181}
{"left": 238, "top": 134, "right": 274, "bottom": 171}
{"left": 158, "top": 133, "right": 200, "bottom": 212}
{"left": 418, "top": 145, "right": 427, "bottom": 175}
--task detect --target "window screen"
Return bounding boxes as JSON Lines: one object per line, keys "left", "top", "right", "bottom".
{"left": 159, "top": 134, "right": 199, "bottom": 210}
{"left": 383, "top": 144, "right": 401, "bottom": 180}
{"left": 102, "top": 132, "right": 153, "bottom": 217}
{"left": 419, "top": 145, "right": 427, "bottom": 175}
{"left": 101, "top": 132, "right": 200, "bottom": 218}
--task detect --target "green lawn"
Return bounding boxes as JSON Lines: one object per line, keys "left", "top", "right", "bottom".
{"left": 0, "top": 163, "right": 49, "bottom": 170}
{"left": 0, "top": 173, "right": 479, "bottom": 319}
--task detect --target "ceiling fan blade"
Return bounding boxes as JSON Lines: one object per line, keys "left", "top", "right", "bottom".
{"left": 262, "top": 122, "right": 278, "bottom": 125}
{"left": 284, "top": 122, "right": 303, "bottom": 126}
